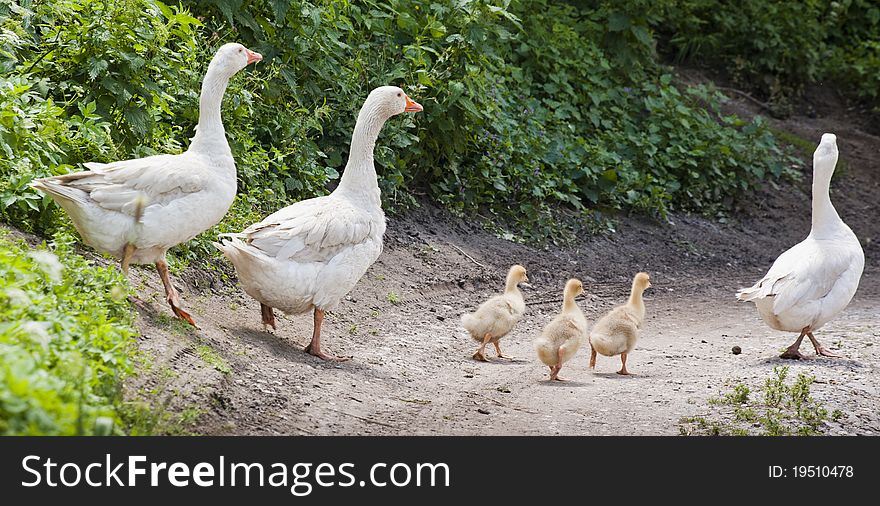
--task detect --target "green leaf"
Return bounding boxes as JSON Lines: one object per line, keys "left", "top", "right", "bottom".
{"left": 607, "top": 12, "right": 630, "bottom": 32}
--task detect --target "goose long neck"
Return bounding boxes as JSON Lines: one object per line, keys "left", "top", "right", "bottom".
{"left": 811, "top": 164, "right": 842, "bottom": 237}
{"left": 504, "top": 276, "right": 521, "bottom": 294}
{"left": 336, "top": 102, "right": 387, "bottom": 201}
{"left": 189, "top": 64, "right": 231, "bottom": 153}
{"left": 627, "top": 283, "right": 645, "bottom": 314}
{"left": 562, "top": 291, "right": 579, "bottom": 313}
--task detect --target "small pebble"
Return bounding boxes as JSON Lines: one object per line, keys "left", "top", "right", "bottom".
{"left": 477, "top": 408, "right": 490, "bottom": 415}
{"left": 732, "top": 346, "right": 742, "bottom": 355}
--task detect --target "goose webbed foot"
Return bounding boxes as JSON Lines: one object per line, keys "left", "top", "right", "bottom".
{"left": 780, "top": 348, "right": 808, "bottom": 360}
{"left": 548, "top": 364, "right": 566, "bottom": 381}
{"left": 617, "top": 352, "right": 634, "bottom": 375}
{"left": 780, "top": 329, "right": 808, "bottom": 360}
{"left": 807, "top": 332, "right": 845, "bottom": 358}
{"left": 472, "top": 350, "right": 489, "bottom": 362}
{"left": 171, "top": 304, "right": 198, "bottom": 328}
{"left": 304, "top": 342, "right": 350, "bottom": 362}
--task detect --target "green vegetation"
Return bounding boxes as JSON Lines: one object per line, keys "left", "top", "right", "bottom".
{"left": 1, "top": 0, "right": 873, "bottom": 435}
{"left": 0, "top": 231, "right": 135, "bottom": 435}
{"left": 3, "top": 0, "right": 799, "bottom": 251}
{"left": 194, "top": 343, "right": 231, "bottom": 374}
{"left": 680, "top": 367, "right": 833, "bottom": 436}
{"left": 155, "top": 312, "right": 198, "bottom": 336}
{"left": 656, "top": 0, "right": 880, "bottom": 111}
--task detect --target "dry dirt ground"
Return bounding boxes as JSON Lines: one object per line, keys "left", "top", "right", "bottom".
{"left": 122, "top": 79, "right": 879, "bottom": 436}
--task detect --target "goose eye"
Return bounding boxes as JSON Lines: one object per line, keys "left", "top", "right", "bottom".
{"left": 238, "top": 49, "right": 243, "bottom": 53}
{"left": 397, "top": 92, "right": 402, "bottom": 97}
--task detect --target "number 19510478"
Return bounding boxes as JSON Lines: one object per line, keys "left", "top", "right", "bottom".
{"left": 769, "top": 465, "right": 853, "bottom": 478}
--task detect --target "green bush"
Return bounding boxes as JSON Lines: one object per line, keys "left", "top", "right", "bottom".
{"left": 3, "top": 0, "right": 793, "bottom": 249}
{"left": 180, "top": 0, "right": 789, "bottom": 243}
{"left": 654, "top": 0, "right": 880, "bottom": 108}
{"left": 0, "top": 231, "right": 136, "bottom": 435}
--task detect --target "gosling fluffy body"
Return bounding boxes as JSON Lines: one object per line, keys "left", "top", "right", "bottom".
{"left": 589, "top": 272, "right": 651, "bottom": 375}
{"left": 534, "top": 279, "right": 587, "bottom": 381}
{"left": 461, "top": 265, "right": 529, "bottom": 361}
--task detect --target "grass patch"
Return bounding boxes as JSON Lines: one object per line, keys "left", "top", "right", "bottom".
{"left": 123, "top": 398, "right": 206, "bottom": 436}
{"left": 155, "top": 313, "right": 197, "bottom": 336}
{"left": 771, "top": 128, "right": 848, "bottom": 177}
{"left": 680, "top": 366, "right": 832, "bottom": 436}
{"left": 194, "top": 344, "right": 231, "bottom": 375}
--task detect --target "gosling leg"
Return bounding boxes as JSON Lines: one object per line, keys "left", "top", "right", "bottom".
{"left": 472, "top": 333, "right": 491, "bottom": 362}
{"left": 617, "top": 352, "right": 633, "bottom": 376}
{"left": 493, "top": 341, "right": 514, "bottom": 360}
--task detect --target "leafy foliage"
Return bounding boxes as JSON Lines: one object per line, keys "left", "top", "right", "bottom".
{"left": 181, "top": 0, "right": 791, "bottom": 243}
{"left": 0, "top": 231, "right": 136, "bottom": 435}
{"left": 654, "top": 0, "right": 880, "bottom": 109}
{"left": 2, "top": 0, "right": 795, "bottom": 247}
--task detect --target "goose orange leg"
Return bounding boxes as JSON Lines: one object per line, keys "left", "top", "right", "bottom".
{"left": 807, "top": 331, "right": 844, "bottom": 358}
{"left": 304, "top": 308, "right": 348, "bottom": 362}
{"left": 121, "top": 243, "right": 136, "bottom": 276}
{"left": 121, "top": 244, "right": 149, "bottom": 310}
{"left": 780, "top": 329, "right": 808, "bottom": 360}
{"left": 155, "top": 259, "right": 197, "bottom": 328}
{"left": 589, "top": 344, "right": 597, "bottom": 369}
{"left": 260, "top": 303, "right": 277, "bottom": 332}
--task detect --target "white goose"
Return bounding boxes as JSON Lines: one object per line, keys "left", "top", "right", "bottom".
{"left": 214, "top": 86, "right": 423, "bottom": 361}
{"left": 737, "top": 133, "right": 864, "bottom": 359}
{"left": 32, "top": 43, "right": 262, "bottom": 326}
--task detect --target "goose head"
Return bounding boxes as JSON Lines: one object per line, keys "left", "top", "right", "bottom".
{"left": 564, "top": 278, "right": 585, "bottom": 299}
{"left": 363, "top": 86, "right": 423, "bottom": 120}
{"left": 207, "top": 43, "right": 263, "bottom": 79}
{"left": 633, "top": 272, "right": 652, "bottom": 293}
{"left": 813, "top": 133, "right": 839, "bottom": 175}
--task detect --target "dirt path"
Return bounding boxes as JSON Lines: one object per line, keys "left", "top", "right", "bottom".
{"left": 119, "top": 76, "right": 879, "bottom": 436}
{"left": 128, "top": 257, "right": 879, "bottom": 436}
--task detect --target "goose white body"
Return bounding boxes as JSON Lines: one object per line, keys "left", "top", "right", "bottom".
{"left": 737, "top": 133, "right": 864, "bottom": 334}
{"left": 218, "top": 191, "right": 385, "bottom": 314}
{"left": 34, "top": 152, "right": 236, "bottom": 264}
{"left": 216, "top": 86, "right": 421, "bottom": 319}
{"left": 33, "top": 43, "right": 260, "bottom": 265}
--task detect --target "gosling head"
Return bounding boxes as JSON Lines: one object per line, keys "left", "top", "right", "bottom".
{"left": 208, "top": 42, "right": 262, "bottom": 78}
{"left": 506, "top": 264, "right": 531, "bottom": 290}
{"left": 564, "top": 278, "right": 585, "bottom": 299}
{"left": 364, "top": 86, "right": 424, "bottom": 120}
{"left": 633, "top": 272, "right": 652, "bottom": 292}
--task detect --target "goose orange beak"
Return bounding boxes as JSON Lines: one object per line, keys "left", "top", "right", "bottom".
{"left": 404, "top": 95, "right": 423, "bottom": 113}
{"left": 246, "top": 49, "right": 263, "bottom": 65}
